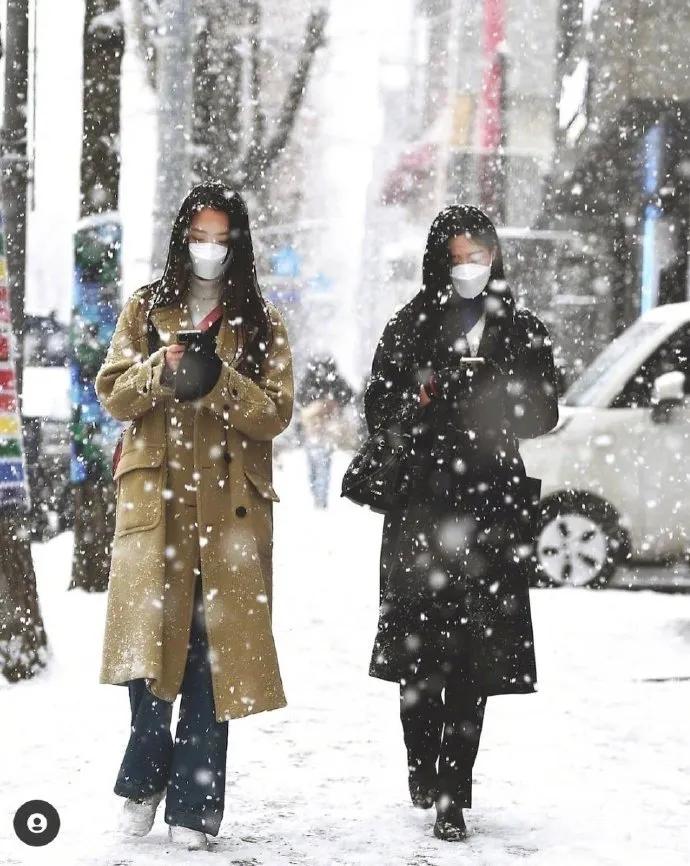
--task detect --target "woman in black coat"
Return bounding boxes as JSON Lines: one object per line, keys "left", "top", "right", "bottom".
{"left": 363, "top": 205, "right": 559, "bottom": 841}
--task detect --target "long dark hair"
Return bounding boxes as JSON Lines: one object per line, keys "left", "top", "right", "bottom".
{"left": 148, "top": 180, "right": 271, "bottom": 379}
{"left": 421, "top": 204, "right": 506, "bottom": 303}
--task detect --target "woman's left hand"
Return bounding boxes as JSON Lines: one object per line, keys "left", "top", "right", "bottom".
{"left": 419, "top": 383, "right": 432, "bottom": 406}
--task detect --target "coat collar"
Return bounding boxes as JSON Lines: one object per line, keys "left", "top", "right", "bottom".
{"left": 421, "top": 281, "right": 516, "bottom": 365}
{"left": 475, "top": 283, "right": 516, "bottom": 361}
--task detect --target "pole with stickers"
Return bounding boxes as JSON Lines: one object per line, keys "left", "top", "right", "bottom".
{"left": 0, "top": 210, "right": 30, "bottom": 513}
{"left": 68, "top": 214, "right": 122, "bottom": 592}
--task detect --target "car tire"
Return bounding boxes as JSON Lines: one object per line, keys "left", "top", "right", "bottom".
{"left": 533, "top": 492, "right": 622, "bottom": 588}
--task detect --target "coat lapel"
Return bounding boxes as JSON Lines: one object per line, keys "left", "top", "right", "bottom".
{"left": 423, "top": 284, "right": 516, "bottom": 369}
{"left": 216, "top": 302, "right": 245, "bottom": 366}
{"left": 475, "top": 286, "right": 516, "bottom": 366}
{"left": 149, "top": 303, "right": 189, "bottom": 346}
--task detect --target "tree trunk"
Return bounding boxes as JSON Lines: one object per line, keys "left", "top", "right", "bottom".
{"left": 0, "top": 512, "right": 47, "bottom": 680}
{"left": 122, "top": 0, "right": 158, "bottom": 90}
{"left": 0, "top": 0, "right": 47, "bottom": 683}
{"left": 70, "top": 0, "right": 124, "bottom": 592}
{"left": 80, "top": 0, "right": 124, "bottom": 213}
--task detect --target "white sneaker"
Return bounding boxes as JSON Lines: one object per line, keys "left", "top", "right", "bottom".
{"left": 168, "top": 824, "right": 210, "bottom": 851}
{"left": 119, "top": 789, "right": 165, "bottom": 837}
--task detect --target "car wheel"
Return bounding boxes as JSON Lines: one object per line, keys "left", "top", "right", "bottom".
{"left": 534, "top": 493, "right": 621, "bottom": 588}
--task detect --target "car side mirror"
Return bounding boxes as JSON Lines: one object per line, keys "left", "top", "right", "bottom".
{"left": 651, "top": 370, "right": 686, "bottom": 423}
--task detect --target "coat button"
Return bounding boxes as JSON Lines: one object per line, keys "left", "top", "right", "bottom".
{"left": 235, "top": 505, "right": 247, "bottom": 518}
{"left": 223, "top": 451, "right": 231, "bottom": 463}
{"left": 231, "top": 387, "right": 239, "bottom": 398}
{"left": 223, "top": 403, "right": 230, "bottom": 412}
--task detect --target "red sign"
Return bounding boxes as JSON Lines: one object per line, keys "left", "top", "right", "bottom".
{"left": 0, "top": 393, "right": 17, "bottom": 413}
{"left": 0, "top": 368, "right": 16, "bottom": 392}
{"left": 479, "top": 0, "right": 505, "bottom": 152}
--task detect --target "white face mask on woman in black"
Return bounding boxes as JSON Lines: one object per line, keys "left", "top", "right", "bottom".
{"left": 450, "top": 262, "right": 492, "bottom": 299}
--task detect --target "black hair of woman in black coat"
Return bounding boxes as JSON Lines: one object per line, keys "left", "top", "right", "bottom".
{"left": 362, "top": 204, "right": 559, "bottom": 841}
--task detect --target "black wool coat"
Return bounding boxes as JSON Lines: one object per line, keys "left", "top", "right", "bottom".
{"left": 363, "top": 282, "right": 559, "bottom": 694}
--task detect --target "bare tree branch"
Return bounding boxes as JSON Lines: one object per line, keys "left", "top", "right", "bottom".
{"left": 237, "top": 6, "right": 328, "bottom": 187}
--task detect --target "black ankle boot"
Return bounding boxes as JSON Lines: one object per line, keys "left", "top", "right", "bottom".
{"left": 408, "top": 768, "right": 437, "bottom": 809}
{"left": 433, "top": 800, "right": 467, "bottom": 841}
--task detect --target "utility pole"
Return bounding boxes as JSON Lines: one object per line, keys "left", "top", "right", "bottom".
{"left": 151, "top": 0, "right": 194, "bottom": 275}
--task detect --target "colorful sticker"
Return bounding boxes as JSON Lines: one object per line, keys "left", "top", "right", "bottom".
{"left": 0, "top": 209, "right": 30, "bottom": 511}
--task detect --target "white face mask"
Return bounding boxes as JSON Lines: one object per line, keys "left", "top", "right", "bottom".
{"left": 188, "top": 242, "right": 231, "bottom": 280}
{"left": 450, "top": 262, "right": 491, "bottom": 299}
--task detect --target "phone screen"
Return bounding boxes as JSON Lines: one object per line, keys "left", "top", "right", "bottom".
{"left": 176, "top": 329, "right": 202, "bottom": 346}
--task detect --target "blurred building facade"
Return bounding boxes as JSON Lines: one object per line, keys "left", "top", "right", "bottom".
{"left": 548, "top": 0, "right": 690, "bottom": 332}
{"left": 357, "top": 0, "right": 608, "bottom": 382}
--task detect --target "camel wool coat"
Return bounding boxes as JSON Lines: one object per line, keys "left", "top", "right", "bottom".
{"left": 95, "top": 287, "right": 293, "bottom": 722}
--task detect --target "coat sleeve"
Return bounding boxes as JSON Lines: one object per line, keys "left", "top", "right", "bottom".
{"left": 95, "top": 295, "right": 176, "bottom": 422}
{"left": 194, "top": 303, "right": 294, "bottom": 441}
{"left": 502, "top": 313, "right": 559, "bottom": 439}
{"left": 364, "top": 312, "right": 427, "bottom": 435}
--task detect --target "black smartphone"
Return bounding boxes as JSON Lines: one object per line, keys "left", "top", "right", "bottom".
{"left": 176, "top": 329, "right": 202, "bottom": 346}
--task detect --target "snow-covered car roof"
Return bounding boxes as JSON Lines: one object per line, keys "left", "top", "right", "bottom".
{"left": 640, "top": 300, "right": 690, "bottom": 323}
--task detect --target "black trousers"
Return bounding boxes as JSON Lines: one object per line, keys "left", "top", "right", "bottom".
{"left": 113, "top": 574, "right": 229, "bottom": 836}
{"left": 400, "top": 667, "right": 486, "bottom": 809}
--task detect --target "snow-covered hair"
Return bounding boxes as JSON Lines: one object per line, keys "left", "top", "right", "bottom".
{"left": 421, "top": 204, "right": 506, "bottom": 303}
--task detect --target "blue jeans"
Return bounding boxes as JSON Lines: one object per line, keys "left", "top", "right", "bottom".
{"left": 306, "top": 444, "right": 332, "bottom": 508}
{"left": 114, "top": 574, "right": 229, "bottom": 836}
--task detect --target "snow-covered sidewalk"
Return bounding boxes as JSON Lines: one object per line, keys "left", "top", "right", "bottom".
{"left": 2, "top": 449, "right": 689, "bottom": 865}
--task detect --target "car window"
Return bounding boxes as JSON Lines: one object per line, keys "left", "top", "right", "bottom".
{"left": 610, "top": 323, "right": 690, "bottom": 408}
{"left": 563, "top": 319, "right": 664, "bottom": 407}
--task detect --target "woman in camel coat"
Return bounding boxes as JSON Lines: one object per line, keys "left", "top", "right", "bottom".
{"left": 95, "top": 181, "right": 293, "bottom": 848}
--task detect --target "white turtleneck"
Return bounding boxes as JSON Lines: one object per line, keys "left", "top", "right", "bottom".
{"left": 466, "top": 313, "right": 486, "bottom": 356}
{"left": 187, "top": 272, "right": 223, "bottom": 327}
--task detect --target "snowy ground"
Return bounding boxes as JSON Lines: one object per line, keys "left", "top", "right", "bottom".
{"left": 2, "top": 448, "right": 690, "bottom": 865}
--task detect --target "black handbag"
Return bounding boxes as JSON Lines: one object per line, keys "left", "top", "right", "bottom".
{"left": 340, "top": 422, "right": 413, "bottom": 514}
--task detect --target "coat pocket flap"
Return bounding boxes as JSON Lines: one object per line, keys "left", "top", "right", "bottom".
{"left": 113, "top": 445, "right": 165, "bottom": 479}
{"left": 243, "top": 468, "right": 280, "bottom": 502}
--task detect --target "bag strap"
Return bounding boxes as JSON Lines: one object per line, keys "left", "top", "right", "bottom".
{"left": 196, "top": 304, "right": 223, "bottom": 332}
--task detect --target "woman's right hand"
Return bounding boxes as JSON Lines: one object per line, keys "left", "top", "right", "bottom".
{"left": 165, "top": 343, "right": 186, "bottom": 372}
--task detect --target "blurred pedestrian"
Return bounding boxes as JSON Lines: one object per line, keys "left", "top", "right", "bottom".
{"left": 297, "top": 355, "right": 353, "bottom": 508}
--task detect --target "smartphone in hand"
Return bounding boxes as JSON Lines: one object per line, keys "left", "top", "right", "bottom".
{"left": 176, "top": 329, "right": 208, "bottom": 355}
{"left": 176, "top": 329, "right": 203, "bottom": 346}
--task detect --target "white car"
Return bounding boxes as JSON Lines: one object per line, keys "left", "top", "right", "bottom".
{"left": 521, "top": 301, "right": 690, "bottom": 587}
